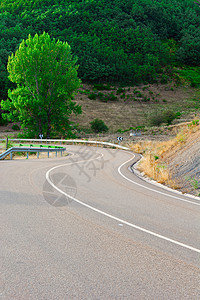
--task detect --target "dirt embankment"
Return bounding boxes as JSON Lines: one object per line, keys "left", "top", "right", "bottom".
{"left": 164, "top": 128, "right": 200, "bottom": 195}
{"left": 131, "top": 122, "right": 200, "bottom": 196}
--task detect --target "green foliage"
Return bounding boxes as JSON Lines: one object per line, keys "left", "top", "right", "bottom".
{"left": 177, "top": 28, "right": 200, "bottom": 66}
{"left": 12, "top": 124, "right": 20, "bottom": 130}
{"left": 1, "top": 32, "right": 81, "bottom": 138}
{"left": 93, "top": 91, "right": 118, "bottom": 102}
{"left": 97, "top": 92, "right": 104, "bottom": 101}
{"left": 164, "top": 111, "right": 178, "bottom": 125}
{"left": 192, "top": 119, "right": 199, "bottom": 126}
{"left": 149, "top": 110, "right": 181, "bottom": 126}
{"left": 105, "top": 92, "right": 117, "bottom": 102}
{"left": 116, "top": 88, "right": 125, "bottom": 94}
{"left": 120, "top": 93, "right": 126, "bottom": 99}
{"left": 142, "top": 96, "right": 150, "bottom": 102}
{"left": 0, "top": 0, "right": 199, "bottom": 94}
{"left": 149, "top": 113, "right": 164, "bottom": 127}
{"left": 93, "top": 83, "right": 111, "bottom": 90}
{"left": 175, "top": 67, "right": 200, "bottom": 87}
{"left": 0, "top": 113, "right": 8, "bottom": 125}
{"left": 188, "top": 119, "right": 199, "bottom": 127}
{"left": 160, "top": 74, "right": 169, "bottom": 84}
{"left": 88, "top": 92, "right": 97, "bottom": 100}
{"left": 117, "top": 126, "right": 144, "bottom": 133}
{"left": 90, "top": 118, "right": 108, "bottom": 133}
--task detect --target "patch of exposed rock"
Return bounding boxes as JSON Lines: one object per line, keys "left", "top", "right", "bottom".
{"left": 165, "top": 129, "right": 200, "bottom": 196}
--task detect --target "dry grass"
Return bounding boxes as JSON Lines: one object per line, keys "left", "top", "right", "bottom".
{"left": 71, "top": 83, "right": 197, "bottom": 132}
{"left": 129, "top": 120, "right": 200, "bottom": 187}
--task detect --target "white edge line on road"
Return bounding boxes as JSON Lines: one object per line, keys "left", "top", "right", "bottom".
{"left": 45, "top": 152, "right": 200, "bottom": 254}
{"left": 118, "top": 154, "right": 200, "bottom": 207}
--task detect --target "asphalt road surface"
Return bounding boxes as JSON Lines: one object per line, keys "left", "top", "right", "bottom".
{"left": 0, "top": 145, "right": 200, "bottom": 299}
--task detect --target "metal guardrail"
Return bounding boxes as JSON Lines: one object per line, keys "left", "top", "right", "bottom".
{"left": 0, "top": 138, "right": 130, "bottom": 151}
{"left": 0, "top": 146, "right": 66, "bottom": 160}
{"left": 0, "top": 138, "right": 130, "bottom": 160}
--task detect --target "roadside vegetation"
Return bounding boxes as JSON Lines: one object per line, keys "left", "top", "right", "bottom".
{"left": 129, "top": 120, "right": 200, "bottom": 194}
{"left": 0, "top": 0, "right": 200, "bottom": 137}
{"left": 71, "top": 83, "right": 200, "bottom": 134}
{"left": 1, "top": 32, "right": 81, "bottom": 138}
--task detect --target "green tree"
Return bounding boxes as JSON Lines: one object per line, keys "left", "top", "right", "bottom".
{"left": 90, "top": 118, "right": 108, "bottom": 133}
{"left": 1, "top": 32, "right": 81, "bottom": 138}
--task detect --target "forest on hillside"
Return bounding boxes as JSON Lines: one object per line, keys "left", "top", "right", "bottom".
{"left": 0, "top": 0, "right": 200, "bottom": 105}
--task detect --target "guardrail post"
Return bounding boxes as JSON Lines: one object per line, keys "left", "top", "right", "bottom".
{"left": 10, "top": 152, "right": 12, "bottom": 160}
{"left": 56, "top": 151, "right": 57, "bottom": 157}
{"left": 48, "top": 151, "right": 49, "bottom": 158}
{"left": 6, "top": 137, "right": 8, "bottom": 150}
{"left": 61, "top": 150, "right": 63, "bottom": 157}
{"left": 27, "top": 152, "right": 29, "bottom": 159}
{"left": 37, "top": 152, "right": 39, "bottom": 159}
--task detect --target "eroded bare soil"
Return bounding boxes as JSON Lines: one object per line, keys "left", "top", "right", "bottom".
{"left": 164, "top": 128, "right": 200, "bottom": 195}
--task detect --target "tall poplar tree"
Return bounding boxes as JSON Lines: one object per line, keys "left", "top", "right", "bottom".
{"left": 1, "top": 32, "right": 81, "bottom": 138}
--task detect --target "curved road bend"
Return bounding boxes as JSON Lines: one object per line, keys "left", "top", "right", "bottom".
{"left": 0, "top": 145, "right": 200, "bottom": 299}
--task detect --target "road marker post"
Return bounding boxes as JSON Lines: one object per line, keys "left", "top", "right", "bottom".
{"left": 117, "top": 136, "right": 123, "bottom": 145}
{"left": 6, "top": 137, "right": 8, "bottom": 150}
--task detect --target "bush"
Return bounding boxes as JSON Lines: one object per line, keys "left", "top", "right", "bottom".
{"left": 88, "top": 93, "right": 97, "bottom": 100}
{"left": 116, "top": 87, "right": 125, "bottom": 95}
{"left": 160, "top": 74, "right": 168, "bottom": 84}
{"left": 149, "top": 110, "right": 180, "bottom": 126}
{"left": 175, "top": 67, "right": 200, "bottom": 88}
{"left": 164, "top": 110, "right": 178, "bottom": 125}
{"left": 149, "top": 113, "right": 164, "bottom": 126}
{"left": 0, "top": 113, "right": 8, "bottom": 126}
{"left": 120, "top": 93, "right": 126, "bottom": 99}
{"left": 12, "top": 124, "right": 20, "bottom": 131}
{"left": 93, "top": 84, "right": 111, "bottom": 90}
{"left": 90, "top": 118, "right": 108, "bottom": 133}
{"left": 105, "top": 92, "right": 118, "bottom": 101}
{"left": 97, "top": 92, "right": 105, "bottom": 101}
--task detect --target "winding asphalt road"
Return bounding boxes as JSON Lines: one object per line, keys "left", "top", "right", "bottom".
{"left": 0, "top": 145, "right": 200, "bottom": 299}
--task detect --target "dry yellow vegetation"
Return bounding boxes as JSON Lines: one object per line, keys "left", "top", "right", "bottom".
{"left": 129, "top": 120, "right": 200, "bottom": 190}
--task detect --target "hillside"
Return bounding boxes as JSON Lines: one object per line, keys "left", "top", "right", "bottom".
{"left": 131, "top": 121, "right": 200, "bottom": 196}
{"left": 164, "top": 127, "right": 200, "bottom": 195}
{"left": 0, "top": 0, "right": 200, "bottom": 101}
{"left": 0, "top": 0, "right": 200, "bottom": 138}
{"left": 70, "top": 83, "right": 199, "bottom": 133}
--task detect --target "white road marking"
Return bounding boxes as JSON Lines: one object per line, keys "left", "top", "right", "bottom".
{"left": 46, "top": 151, "right": 200, "bottom": 254}
{"left": 118, "top": 154, "right": 200, "bottom": 206}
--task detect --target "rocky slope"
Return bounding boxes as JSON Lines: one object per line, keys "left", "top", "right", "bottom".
{"left": 165, "top": 127, "right": 200, "bottom": 195}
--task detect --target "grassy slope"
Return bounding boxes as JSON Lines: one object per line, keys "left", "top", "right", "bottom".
{"left": 71, "top": 82, "right": 199, "bottom": 133}
{"left": 131, "top": 121, "right": 200, "bottom": 196}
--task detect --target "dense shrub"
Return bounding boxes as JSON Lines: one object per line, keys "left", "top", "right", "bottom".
{"left": 93, "top": 84, "right": 111, "bottom": 90}
{"left": 0, "top": 114, "right": 8, "bottom": 126}
{"left": 88, "top": 93, "right": 97, "bottom": 100}
{"left": 116, "top": 88, "right": 125, "bottom": 94}
{"left": 12, "top": 124, "right": 20, "bottom": 130}
{"left": 149, "top": 112, "right": 165, "bottom": 127}
{"left": 90, "top": 118, "right": 109, "bottom": 133}
{"left": 149, "top": 110, "right": 181, "bottom": 126}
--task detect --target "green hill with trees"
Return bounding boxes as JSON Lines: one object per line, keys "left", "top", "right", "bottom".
{"left": 0, "top": 0, "right": 200, "bottom": 135}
